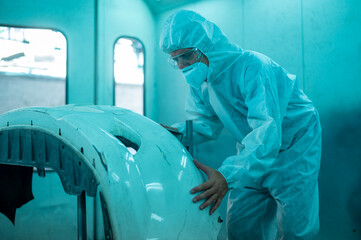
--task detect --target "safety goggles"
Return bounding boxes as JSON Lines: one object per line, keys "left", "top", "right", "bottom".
{"left": 169, "top": 48, "right": 203, "bottom": 69}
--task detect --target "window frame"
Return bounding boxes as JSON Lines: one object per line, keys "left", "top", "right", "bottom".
{"left": 112, "top": 36, "right": 145, "bottom": 115}
{"left": 0, "top": 24, "right": 69, "bottom": 104}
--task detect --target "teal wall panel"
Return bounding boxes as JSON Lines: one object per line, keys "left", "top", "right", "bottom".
{"left": 96, "top": 0, "right": 156, "bottom": 118}
{"left": 154, "top": 11, "right": 186, "bottom": 123}
{"left": 242, "top": 0, "right": 304, "bottom": 88}
{"left": 303, "top": 0, "right": 361, "bottom": 239}
{"left": 303, "top": 0, "right": 361, "bottom": 112}
{"left": 0, "top": 0, "right": 96, "bottom": 104}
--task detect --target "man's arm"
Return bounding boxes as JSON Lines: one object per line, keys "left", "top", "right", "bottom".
{"left": 172, "top": 86, "right": 223, "bottom": 145}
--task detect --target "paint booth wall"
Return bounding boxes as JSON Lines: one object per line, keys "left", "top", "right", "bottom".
{"left": 153, "top": 0, "right": 361, "bottom": 239}
{"left": 95, "top": 0, "right": 156, "bottom": 118}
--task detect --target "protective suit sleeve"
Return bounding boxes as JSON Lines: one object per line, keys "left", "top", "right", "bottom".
{"left": 172, "top": 86, "right": 223, "bottom": 145}
{"left": 218, "top": 58, "right": 283, "bottom": 190}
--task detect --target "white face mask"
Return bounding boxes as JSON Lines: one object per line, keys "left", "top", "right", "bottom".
{"left": 182, "top": 62, "right": 208, "bottom": 89}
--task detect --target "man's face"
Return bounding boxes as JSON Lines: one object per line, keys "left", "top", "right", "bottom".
{"left": 170, "top": 48, "right": 208, "bottom": 70}
{"left": 170, "top": 48, "right": 192, "bottom": 58}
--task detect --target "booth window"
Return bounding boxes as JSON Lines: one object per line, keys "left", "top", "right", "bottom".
{"left": 0, "top": 26, "right": 66, "bottom": 114}
{"left": 114, "top": 37, "right": 144, "bottom": 115}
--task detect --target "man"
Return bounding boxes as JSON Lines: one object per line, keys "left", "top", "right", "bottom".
{"left": 159, "top": 10, "right": 321, "bottom": 240}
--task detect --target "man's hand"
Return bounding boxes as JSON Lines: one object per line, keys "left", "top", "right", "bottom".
{"left": 191, "top": 159, "right": 228, "bottom": 215}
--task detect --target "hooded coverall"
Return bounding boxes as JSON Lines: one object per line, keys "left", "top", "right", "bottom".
{"left": 160, "top": 10, "right": 322, "bottom": 240}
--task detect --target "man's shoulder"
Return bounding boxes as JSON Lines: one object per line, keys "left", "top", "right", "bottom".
{"left": 242, "top": 50, "right": 272, "bottom": 67}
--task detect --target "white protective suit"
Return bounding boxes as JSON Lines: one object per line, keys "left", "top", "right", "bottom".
{"left": 160, "top": 10, "right": 322, "bottom": 240}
